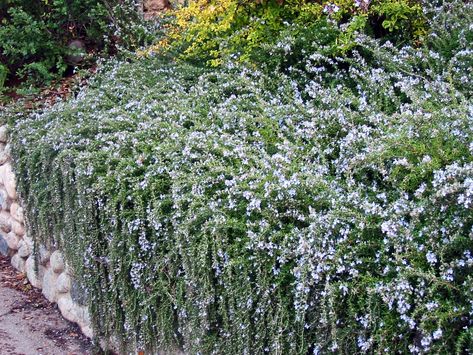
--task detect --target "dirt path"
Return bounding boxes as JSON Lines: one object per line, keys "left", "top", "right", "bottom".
{"left": 0, "top": 254, "right": 94, "bottom": 355}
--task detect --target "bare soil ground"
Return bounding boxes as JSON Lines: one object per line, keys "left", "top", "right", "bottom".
{"left": 0, "top": 254, "right": 95, "bottom": 355}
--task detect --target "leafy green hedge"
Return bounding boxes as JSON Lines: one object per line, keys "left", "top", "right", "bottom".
{"left": 8, "top": 1, "right": 473, "bottom": 353}
{"left": 144, "top": 0, "right": 426, "bottom": 67}
{"left": 0, "top": 0, "right": 156, "bottom": 88}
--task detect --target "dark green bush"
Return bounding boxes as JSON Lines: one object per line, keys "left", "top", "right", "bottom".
{"left": 0, "top": 0, "right": 155, "bottom": 88}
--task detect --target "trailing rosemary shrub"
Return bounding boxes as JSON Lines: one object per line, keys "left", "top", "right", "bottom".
{"left": 9, "top": 1, "right": 473, "bottom": 353}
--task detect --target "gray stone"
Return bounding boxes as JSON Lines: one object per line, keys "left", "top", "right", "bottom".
{"left": 15, "top": 207, "right": 24, "bottom": 224}
{"left": 25, "top": 255, "right": 45, "bottom": 289}
{"left": 10, "top": 202, "right": 18, "bottom": 215}
{"left": 0, "top": 126, "right": 7, "bottom": 143}
{"left": 70, "top": 280, "right": 88, "bottom": 306}
{"left": 56, "top": 272, "right": 71, "bottom": 294}
{"left": 0, "top": 189, "right": 8, "bottom": 211}
{"left": 10, "top": 202, "right": 24, "bottom": 223}
{"left": 0, "top": 211, "right": 11, "bottom": 233}
{"left": 11, "top": 220, "right": 25, "bottom": 237}
{"left": 17, "top": 240, "right": 31, "bottom": 258}
{"left": 77, "top": 307, "right": 93, "bottom": 338}
{"left": 0, "top": 234, "right": 9, "bottom": 256}
{"left": 50, "top": 250, "right": 65, "bottom": 273}
{"left": 57, "top": 294, "right": 77, "bottom": 323}
{"left": 57, "top": 294, "right": 93, "bottom": 340}
{"left": 4, "top": 143, "right": 11, "bottom": 157}
{"left": 80, "top": 324, "right": 93, "bottom": 339}
{"left": 39, "top": 245, "right": 51, "bottom": 265}
{"left": 5, "top": 232, "right": 20, "bottom": 250}
{"left": 2, "top": 163, "right": 17, "bottom": 200}
{"left": 66, "top": 40, "right": 86, "bottom": 65}
{"left": 22, "top": 235, "right": 33, "bottom": 249}
{"left": 0, "top": 151, "right": 9, "bottom": 165}
{"left": 11, "top": 253, "right": 25, "bottom": 272}
{"left": 42, "top": 268, "right": 58, "bottom": 302}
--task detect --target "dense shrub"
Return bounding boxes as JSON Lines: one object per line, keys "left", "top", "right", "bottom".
{"left": 143, "top": 0, "right": 426, "bottom": 66}
{"left": 0, "top": 0, "right": 157, "bottom": 87}
{"left": 7, "top": 1, "right": 473, "bottom": 354}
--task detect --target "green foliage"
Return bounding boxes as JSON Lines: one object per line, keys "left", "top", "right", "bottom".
{"left": 0, "top": 5, "right": 60, "bottom": 85}
{"left": 0, "top": 64, "right": 7, "bottom": 90}
{"left": 0, "top": 0, "right": 155, "bottom": 88}
{"left": 8, "top": 2, "right": 473, "bottom": 353}
{"left": 160, "top": 0, "right": 426, "bottom": 66}
{"left": 373, "top": 0, "right": 424, "bottom": 32}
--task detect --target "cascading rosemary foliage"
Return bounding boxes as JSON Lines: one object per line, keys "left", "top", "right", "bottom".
{"left": 8, "top": 1, "right": 473, "bottom": 353}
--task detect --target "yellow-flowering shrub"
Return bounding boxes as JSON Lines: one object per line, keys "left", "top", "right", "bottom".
{"left": 142, "top": 0, "right": 426, "bottom": 65}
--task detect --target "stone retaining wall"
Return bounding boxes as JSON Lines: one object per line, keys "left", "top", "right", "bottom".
{"left": 0, "top": 125, "right": 93, "bottom": 339}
